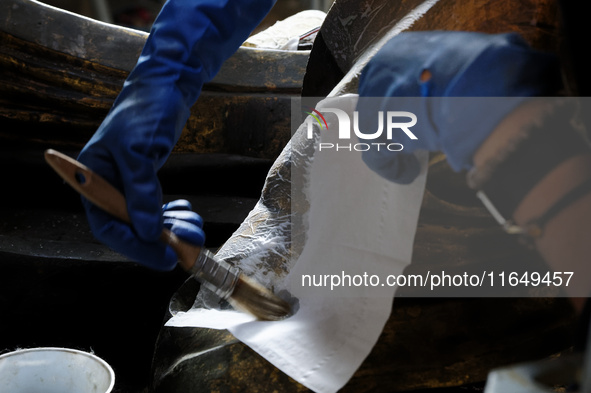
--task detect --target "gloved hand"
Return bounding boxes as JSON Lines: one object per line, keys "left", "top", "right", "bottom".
{"left": 86, "top": 199, "right": 204, "bottom": 270}
{"left": 356, "top": 31, "right": 561, "bottom": 184}
{"left": 78, "top": 0, "right": 275, "bottom": 269}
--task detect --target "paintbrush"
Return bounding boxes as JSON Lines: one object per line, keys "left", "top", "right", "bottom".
{"left": 44, "top": 149, "right": 291, "bottom": 321}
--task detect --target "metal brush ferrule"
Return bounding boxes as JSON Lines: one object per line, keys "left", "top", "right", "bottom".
{"left": 190, "top": 249, "right": 240, "bottom": 300}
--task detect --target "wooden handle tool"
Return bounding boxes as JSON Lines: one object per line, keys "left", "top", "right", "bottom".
{"left": 43, "top": 149, "right": 199, "bottom": 271}
{"left": 44, "top": 149, "right": 291, "bottom": 320}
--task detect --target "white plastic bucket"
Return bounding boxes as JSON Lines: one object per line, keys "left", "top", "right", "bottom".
{"left": 0, "top": 347, "right": 115, "bottom": 393}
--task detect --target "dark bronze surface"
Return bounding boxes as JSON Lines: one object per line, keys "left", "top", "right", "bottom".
{"left": 0, "top": 0, "right": 578, "bottom": 392}
{"left": 150, "top": 0, "right": 577, "bottom": 392}
{"left": 0, "top": 0, "right": 308, "bottom": 158}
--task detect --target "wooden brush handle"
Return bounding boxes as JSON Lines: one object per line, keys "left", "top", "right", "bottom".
{"left": 44, "top": 149, "right": 200, "bottom": 271}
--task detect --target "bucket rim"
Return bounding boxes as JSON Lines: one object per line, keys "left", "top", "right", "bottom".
{"left": 0, "top": 346, "right": 115, "bottom": 393}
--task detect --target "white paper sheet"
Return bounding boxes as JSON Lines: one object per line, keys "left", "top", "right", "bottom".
{"left": 166, "top": 95, "right": 428, "bottom": 393}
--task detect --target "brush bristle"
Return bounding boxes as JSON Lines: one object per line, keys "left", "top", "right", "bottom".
{"left": 229, "top": 275, "right": 292, "bottom": 321}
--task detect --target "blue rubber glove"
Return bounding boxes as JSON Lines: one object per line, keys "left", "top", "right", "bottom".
{"left": 84, "top": 199, "right": 204, "bottom": 270}
{"left": 356, "top": 31, "right": 561, "bottom": 184}
{"left": 78, "top": 0, "right": 275, "bottom": 269}
{"left": 162, "top": 199, "right": 205, "bottom": 262}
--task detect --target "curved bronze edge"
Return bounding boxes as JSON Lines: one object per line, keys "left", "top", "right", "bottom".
{"left": 211, "top": 47, "right": 310, "bottom": 92}
{"left": 0, "top": 0, "right": 310, "bottom": 158}
{"left": 0, "top": 0, "right": 310, "bottom": 91}
{"left": 0, "top": 0, "right": 147, "bottom": 71}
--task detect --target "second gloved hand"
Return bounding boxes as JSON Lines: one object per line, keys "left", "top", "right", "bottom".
{"left": 356, "top": 31, "right": 561, "bottom": 184}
